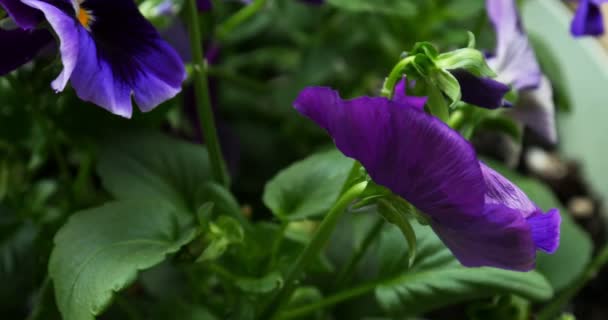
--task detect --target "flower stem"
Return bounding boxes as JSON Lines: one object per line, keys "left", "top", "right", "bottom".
{"left": 186, "top": 0, "right": 229, "bottom": 186}
{"left": 333, "top": 218, "right": 385, "bottom": 288}
{"left": 257, "top": 181, "right": 368, "bottom": 320}
{"left": 537, "top": 244, "right": 608, "bottom": 320}
{"left": 216, "top": 0, "right": 267, "bottom": 40}
{"left": 276, "top": 278, "right": 382, "bottom": 320}
{"left": 381, "top": 56, "right": 415, "bottom": 98}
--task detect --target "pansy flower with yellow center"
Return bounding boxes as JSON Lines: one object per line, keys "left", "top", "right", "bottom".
{"left": 0, "top": 0, "right": 185, "bottom": 117}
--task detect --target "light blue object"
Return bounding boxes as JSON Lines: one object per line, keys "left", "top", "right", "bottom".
{"left": 523, "top": 0, "right": 608, "bottom": 198}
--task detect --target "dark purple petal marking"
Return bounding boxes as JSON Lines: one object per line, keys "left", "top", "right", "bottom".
{"left": 197, "top": 0, "right": 212, "bottom": 11}
{"left": 452, "top": 69, "right": 510, "bottom": 109}
{"left": 432, "top": 204, "right": 536, "bottom": 271}
{"left": 0, "top": 27, "right": 52, "bottom": 75}
{"left": 571, "top": 0, "right": 608, "bottom": 37}
{"left": 21, "top": 0, "right": 186, "bottom": 117}
{"left": 0, "top": 0, "right": 42, "bottom": 29}
{"left": 294, "top": 87, "right": 486, "bottom": 228}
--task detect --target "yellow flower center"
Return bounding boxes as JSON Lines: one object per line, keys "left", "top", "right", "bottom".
{"left": 77, "top": 7, "right": 93, "bottom": 30}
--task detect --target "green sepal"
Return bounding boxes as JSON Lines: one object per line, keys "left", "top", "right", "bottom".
{"left": 196, "top": 216, "right": 245, "bottom": 263}
{"left": 431, "top": 69, "right": 462, "bottom": 106}
{"left": 196, "top": 202, "right": 215, "bottom": 229}
{"left": 377, "top": 199, "right": 417, "bottom": 267}
{"left": 436, "top": 48, "right": 496, "bottom": 78}
{"left": 426, "top": 84, "right": 451, "bottom": 122}
{"left": 409, "top": 42, "right": 439, "bottom": 59}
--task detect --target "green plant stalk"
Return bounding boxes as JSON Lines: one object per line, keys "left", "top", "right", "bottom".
{"left": 26, "top": 277, "right": 52, "bottom": 320}
{"left": 448, "top": 109, "right": 466, "bottom": 129}
{"left": 381, "top": 56, "right": 415, "bottom": 98}
{"left": 537, "top": 244, "right": 608, "bottom": 320}
{"left": 258, "top": 181, "right": 368, "bottom": 320}
{"left": 216, "top": 0, "right": 267, "bottom": 40}
{"left": 333, "top": 218, "right": 385, "bottom": 288}
{"left": 185, "top": 0, "right": 229, "bottom": 186}
{"left": 276, "top": 278, "right": 382, "bottom": 320}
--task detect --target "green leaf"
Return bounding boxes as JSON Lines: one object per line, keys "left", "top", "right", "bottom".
{"left": 484, "top": 159, "right": 593, "bottom": 292}
{"left": 235, "top": 271, "right": 283, "bottom": 294}
{"left": 374, "top": 221, "right": 553, "bottom": 316}
{"left": 263, "top": 149, "right": 354, "bottom": 221}
{"left": 285, "top": 287, "right": 324, "bottom": 320}
{"left": 49, "top": 200, "right": 197, "bottom": 320}
{"left": 97, "top": 132, "right": 211, "bottom": 211}
{"left": 326, "top": 0, "right": 417, "bottom": 17}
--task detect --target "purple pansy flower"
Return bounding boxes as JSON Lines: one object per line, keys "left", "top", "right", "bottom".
{"left": 0, "top": 0, "right": 186, "bottom": 118}
{"left": 486, "top": 0, "right": 557, "bottom": 143}
{"left": 571, "top": 0, "right": 608, "bottom": 37}
{"left": 294, "top": 87, "right": 560, "bottom": 271}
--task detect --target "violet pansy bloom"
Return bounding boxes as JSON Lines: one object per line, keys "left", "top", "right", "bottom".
{"left": 486, "top": 0, "right": 557, "bottom": 143}
{"left": 294, "top": 87, "right": 560, "bottom": 271}
{"left": 1, "top": 0, "right": 186, "bottom": 118}
{"left": 571, "top": 0, "right": 608, "bottom": 37}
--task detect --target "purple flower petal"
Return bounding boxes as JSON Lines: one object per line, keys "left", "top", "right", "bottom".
{"left": 485, "top": 0, "right": 556, "bottom": 143}
{"left": 527, "top": 208, "right": 561, "bottom": 254}
{"left": 480, "top": 163, "right": 537, "bottom": 217}
{"left": 0, "top": 0, "right": 42, "bottom": 29}
{"left": 571, "top": 0, "right": 608, "bottom": 37}
{"left": 21, "top": 0, "right": 186, "bottom": 117}
{"left": 198, "top": 0, "right": 212, "bottom": 11}
{"left": 452, "top": 69, "right": 510, "bottom": 109}
{"left": 294, "top": 87, "right": 486, "bottom": 228}
{"left": 294, "top": 86, "right": 561, "bottom": 270}
{"left": 486, "top": 0, "right": 541, "bottom": 91}
{"left": 432, "top": 204, "right": 536, "bottom": 270}
{"left": 0, "top": 27, "right": 52, "bottom": 75}
{"left": 20, "top": 0, "right": 79, "bottom": 92}
{"left": 510, "top": 76, "right": 557, "bottom": 143}
{"left": 394, "top": 78, "right": 426, "bottom": 110}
